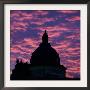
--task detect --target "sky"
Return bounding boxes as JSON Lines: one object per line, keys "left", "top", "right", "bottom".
{"left": 10, "top": 10, "right": 80, "bottom": 78}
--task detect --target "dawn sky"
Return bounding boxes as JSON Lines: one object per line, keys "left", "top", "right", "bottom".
{"left": 10, "top": 10, "right": 80, "bottom": 78}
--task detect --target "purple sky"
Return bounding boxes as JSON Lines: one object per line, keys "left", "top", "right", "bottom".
{"left": 10, "top": 10, "right": 80, "bottom": 78}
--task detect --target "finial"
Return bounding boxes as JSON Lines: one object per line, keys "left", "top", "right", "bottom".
{"left": 45, "top": 30, "right": 46, "bottom": 33}
{"left": 42, "top": 30, "right": 48, "bottom": 44}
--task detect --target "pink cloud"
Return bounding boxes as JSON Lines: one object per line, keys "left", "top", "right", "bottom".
{"left": 36, "top": 25, "right": 79, "bottom": 33}
{"left": 10, "top": 21, "right": 29, "bottom": 33}
{"left": 65, "top": 60, "right": 80, "bottom": 68}
{"left": 14, "top": 21, "right": 28, "bottom": 27}
{"left": 53, "top": 44, "right": 68, "bottom": 50}
{"left": 53, "top": 40, "right": 70, "bottom": 47}
{"left": 33, "top": 10, "right": 48, "bottom": 16}
{"left": 18, "top": 16, "right": 33, "bottom": 21}
{"left": 66, "top": 34, "right": 80, "bottom": 40}
{"left": 21, "top": 12, "right": 33, "bottom": 17}
{"left": 67, "top": 67, "right": 80, "bottom": 73}
{"left": 42, "top": 17, "right": 55, "bottom": 22}
{"left": 10, "top": 13, "right": 20, "bottom": 18}
{"left": 66, "top": 73, "right": 74, "bottom": 78}
{"left": 11, "top": 38, "right": 40, "bottom": 54}
{"left": 37, "top": 26, "right": 71, "bottom": 32}
{"left": 11, "top": 47, "right": 21, "bottom": 53}
{"left": 10, "top": 37, "right": 41, "bottom": 63}
{"left": 57, "top": 10, "right": 79, "bottom": 14}
{"left": 11, "top": 44, "right": 32, "bottom": 55}
{"left": 15, "top": 27, "right": 26, "bottom": 31}
{"left": 10, "top": 55, "right": 16, "bottom": 61}
{"left": 11, "top": 11, "right": 33, "bottom": 21}
{"left": 18, "top": 57, "right": 29, "bottom": 63}
{"left": 66, "top": 16, "right": 80, "bottom": 21}
{"left": 39, "top": 31, "right": 61, "bottom": 39}
{"left": 67, "top": 47, "right": 80, "bottom": 51}
{"left": 30, "top": 17, "right": 55, "bottom": 25}
{"left": 23, "top": 38, "right": 39, "bottom": 48}
{"left": 10, "top": 10, "right": 80, "bottom": 78}
{"left": 11, "top": 44, "right": 33, "bottom": 62}
{"left": 48, "top": 32, "right": 60, "bottom": 38}
{"left": 66, "top": 35, "right": 76, "bottom": 39}
{"left": 67, "top": 60, "right": 80, "bottom": 64}
{"left": 30, "top": 21, "right": 44, "bottom": 25}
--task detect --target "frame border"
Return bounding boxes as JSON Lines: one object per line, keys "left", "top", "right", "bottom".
{"left": 0, "top": 0, "right": 89, "bottom": 90}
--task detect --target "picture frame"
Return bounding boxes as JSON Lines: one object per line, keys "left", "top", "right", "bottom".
{"left": 0, "top": 0, "right": 89, "bottom": 89}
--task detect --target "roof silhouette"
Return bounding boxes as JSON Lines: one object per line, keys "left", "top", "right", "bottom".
{"left": 30, "top": 30, "right": 60, "bottom": 66}
{"left": 10, "top": 30, "right": 68, "bottom": 80}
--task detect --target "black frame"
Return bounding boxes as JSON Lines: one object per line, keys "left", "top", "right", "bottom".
{"left": 0, "top": 0, "right": 89, "bottom": 90}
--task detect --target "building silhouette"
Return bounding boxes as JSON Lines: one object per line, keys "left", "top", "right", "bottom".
{"left": 10, "top": 30, "right": 67, "bottom": 80}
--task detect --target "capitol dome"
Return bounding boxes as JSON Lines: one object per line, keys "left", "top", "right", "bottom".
{"left": 30, "top": 30, "right": 60, "bottom": 66}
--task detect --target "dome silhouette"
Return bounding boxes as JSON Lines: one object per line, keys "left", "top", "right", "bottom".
{"left": 10, "top": 30, "right": 67, "bottom": 80}
{"left": 30, "top": 30, "right": 60, "bottom": 66}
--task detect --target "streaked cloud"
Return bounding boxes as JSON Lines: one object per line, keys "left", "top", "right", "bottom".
{"left": 66, "top": 16, "right": 80, "bottom": 22}
{"left": 57, "top": 10, "right": 79, "bottom": 14}
{"left": 10, "top": 10, "right": 80, "bottom": 78}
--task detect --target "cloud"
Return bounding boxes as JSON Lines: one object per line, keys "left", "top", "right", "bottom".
{"left": 66, "top": 16, "right": 80, "bottom": 22}
{"left": 67, "top": 67, "right": 80, "bottom": 73}
{"left": 66, "top": 47, "right": 80, "bottom": 52}
{"left": 10, "top": 12, "right": 20, "bottom": 17}
{"left": 11, "top": 46, "right": 21, "bottom": 53}
{"left": 29, "top": 17, "right": 56, "bottom": 26}
{"left": 57, "top": 10, "right": 79, "bottom": 14}
{"left": 33, "top": 10, "right": 48, "bottom": 16}
{"left": 17, "top": 56, "right": 29, "bottom": 63}
{"left": 66, "top": 34, "right": 80, "bottom": 39}
{"left": 66, "top": 73, "right": 74, "bottom": 78}
{"left": 11, "top": 10, "right": 33, "bottom": 21}
{"left": 10, "top": 21, "right": 29, "bottom": 34}
{"left": 10, "top": 10, "right": 80, "bottom": 78}
{"left": 10, "top": 55, "right": 16, "bottom": 61}
{"left": 36, "top": 26, "right": 78, "bottom": 32}
{"left": 23, "top": 38, "right": 39, "bottom": 48}
{"left": 10, "top": 37, "right": 40, "bottom": 58}
{"left": 48, "top": 31, "right": 60, "bottom": 38}
{"left": 67, "top": 60, "right": 80, "bottom": 64}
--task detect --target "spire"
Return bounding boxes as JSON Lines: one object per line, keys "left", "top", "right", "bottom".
{"left": 42, "top": 30, "right": 48, "bottom": 44}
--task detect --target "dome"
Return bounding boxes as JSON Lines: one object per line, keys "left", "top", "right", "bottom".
{"left": 30, "top": 30, "right": 60, "bottom": 66}
{"left": 10, "top": 30, "right": 67, "bottom": 80}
